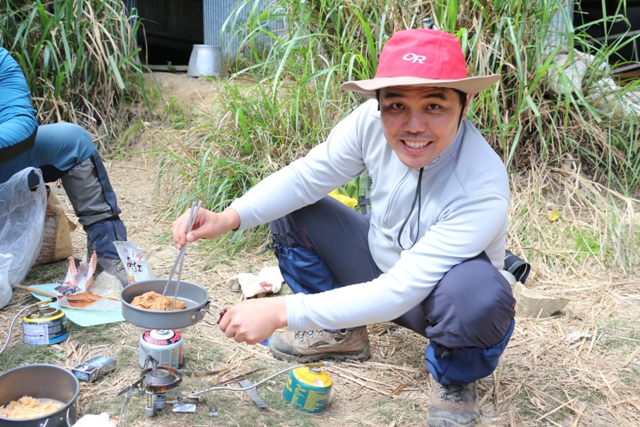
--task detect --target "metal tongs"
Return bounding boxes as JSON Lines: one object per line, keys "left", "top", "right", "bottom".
{"left": 162, "top": 201, "right": 202, "bottom": 308}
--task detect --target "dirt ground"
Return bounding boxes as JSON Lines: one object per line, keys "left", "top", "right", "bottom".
{"left": 148, "top": 72, "right": 222, "bottom": 106}
{"left": 2, "top": 72, "right": 640, "bottom": 426}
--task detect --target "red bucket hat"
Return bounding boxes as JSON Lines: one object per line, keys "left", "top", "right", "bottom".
{"left": 341, "top": 29, "right": 500, "bottom": 98}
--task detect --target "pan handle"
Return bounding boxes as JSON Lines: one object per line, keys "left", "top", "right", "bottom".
{"left": 196, "top": 300, "right": 211, "bottom": 320}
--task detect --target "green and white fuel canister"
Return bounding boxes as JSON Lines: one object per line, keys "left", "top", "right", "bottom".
{"left": 282, "top": 366, "right": 332, "bottom": 414}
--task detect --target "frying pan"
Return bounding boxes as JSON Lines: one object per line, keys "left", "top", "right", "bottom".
{"left": 120, "top": 279, "right": 210, "bottom": 329}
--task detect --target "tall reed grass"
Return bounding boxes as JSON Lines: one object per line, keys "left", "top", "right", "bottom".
{"left": 159, "top": 0, "right": 639, "bottom": 270}
{"left": 0, "top": 0, "right": 144, "bottom": 147}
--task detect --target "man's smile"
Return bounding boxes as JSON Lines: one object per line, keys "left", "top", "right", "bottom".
{"left": 401, "top": 139, "right": 433, "bottom": 150}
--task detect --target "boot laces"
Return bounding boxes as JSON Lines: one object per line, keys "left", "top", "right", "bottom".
{"left": 295, "top": 330, "right": 324, "bottom": 341}
{"left": 106, "top": 257, "right": 125, "bottom": 272}
{"left": 294, "top": 328, "right": 349, "bottom": 341}
{"left": 437, "top": 384, "right": 468, "bottom": 404}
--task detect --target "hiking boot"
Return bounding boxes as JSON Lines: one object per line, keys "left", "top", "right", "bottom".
{"left": 269, "top": 326, "right": 370, "bottom": 363}
{"left": 427, "top": 376, "right": 479, "bottom": 427}
{"left": 96, "top": 256, "right": 128, "bottom": 287}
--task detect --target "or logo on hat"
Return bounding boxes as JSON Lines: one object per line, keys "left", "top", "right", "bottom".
{"left": 402, "top": 53, "right": 427, "bottom": 64}
{"left": 340, "top": 29, "right": 501, "bottom": 98}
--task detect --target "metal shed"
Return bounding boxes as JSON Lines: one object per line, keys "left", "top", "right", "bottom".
{"left": 123, "top": 0, "right": 284, "bottom": 68}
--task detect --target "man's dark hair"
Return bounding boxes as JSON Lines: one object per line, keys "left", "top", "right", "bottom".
{"left": 375, "top": 88, "right": 468, "bottom": 109}
{"left": 452, "top": 89, "right": 468, "bottom": 107}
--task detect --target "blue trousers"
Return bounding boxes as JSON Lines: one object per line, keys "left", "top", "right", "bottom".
{"left": 0, "top": 123, "right": 95, "bottom": 183}
{"left": 0, "top": 123, "right": 126, "bottom": 259}
{"left": 270, "top": 196, "right": 516, "bottom": 386}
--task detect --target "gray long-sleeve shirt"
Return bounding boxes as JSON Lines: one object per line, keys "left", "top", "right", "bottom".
{"left": 230, "top": 99, "right": 510, "bottom": 331}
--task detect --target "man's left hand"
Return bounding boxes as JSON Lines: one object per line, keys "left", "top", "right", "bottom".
{"left": 218, "top": 297, "right": 288, "bottom": 344}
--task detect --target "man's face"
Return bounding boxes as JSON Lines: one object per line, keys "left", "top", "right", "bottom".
{"left": 379, "top": 86, "right": 471, "bottom": 169}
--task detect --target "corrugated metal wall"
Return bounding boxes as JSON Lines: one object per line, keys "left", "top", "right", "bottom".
{"left": 123, "top": 0, "right": 136, "bottom": 12}
{"left": 123, "top": 0, "right": 286, "bottom": 62}
{"left": 575, "top": 0, "right": 640, "bottom": 65}
{"left": 203, "top": 0, "right": 286, "bottom": 57}
{"left": 547, "top": 0, "right": 574, "bottom": 51}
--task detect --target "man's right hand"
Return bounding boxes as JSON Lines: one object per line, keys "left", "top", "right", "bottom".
{"left": 171, "top": 208, "right": 240, "bottom": 250}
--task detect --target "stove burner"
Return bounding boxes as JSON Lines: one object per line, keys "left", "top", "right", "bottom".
{"left": 143, "top": 367, "right": 182, "bottom": 392}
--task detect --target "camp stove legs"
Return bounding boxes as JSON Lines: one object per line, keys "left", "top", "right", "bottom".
{"left": 145, "top": 391, "right": 167, "bottom": 416}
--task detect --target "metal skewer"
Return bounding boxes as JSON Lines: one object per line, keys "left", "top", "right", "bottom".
{"left": 162, "top": 201, "right": 202, "bottom": 302}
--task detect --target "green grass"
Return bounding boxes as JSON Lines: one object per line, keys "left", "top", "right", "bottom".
{"left": 620, "top": 365, "right": 640, "bottom": 388}
{"left": 596, "top": 318, "right": 640, "bottom": 352}
{"left": 162, "top": 97, "right": 190, "bottom": 130}
{"left": 370, "top": 398, "right": 424, "bottom": 425}
{"left": 0, "top": 0, "right": 146, "bottom": 149}
{"left": 24, "top": 261, "right": 69, "bottom": 285}
{"left": 147, "top": 0, "right": 640, "bottom": 270}
{"left": 180, "top": 334, "right": 225, "bottom": 367}
{"left": 0, "top": 340, "right": 64, "bottom": 368}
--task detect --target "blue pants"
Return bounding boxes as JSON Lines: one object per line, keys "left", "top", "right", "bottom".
{"left": 0, "top": 123, "right": 95, "bottom": 183}
{"left": 0, "top": 123, "right": 126, "bottom": 259}
{"left": 270, "top": 196, "right": 516, "bottom": 386}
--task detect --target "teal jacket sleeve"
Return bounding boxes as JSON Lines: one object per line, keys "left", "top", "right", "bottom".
{"left": 0, "top": 48, "right": 38, "bottom": 163}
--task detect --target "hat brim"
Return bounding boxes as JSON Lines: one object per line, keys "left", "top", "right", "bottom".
{"left": 340, "top": 75, "right": 501, "bottom": 98}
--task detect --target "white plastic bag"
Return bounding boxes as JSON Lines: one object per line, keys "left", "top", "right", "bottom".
{"left": 0, "top": 254, "right": 13, "bottom": 309}
{"left": 0, "top": 168, "right": 47, "bottom": 287}
{"left": 72, "top": 412, "right": 117, "bottom": 427}
{"left": 114, "top": 241, "right": 153, "bottom": 285}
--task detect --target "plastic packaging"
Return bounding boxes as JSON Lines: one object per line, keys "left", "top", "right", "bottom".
{"left": 55, "top": 253, "right": 98, "bottom": 295}
{"left": 0, "top": 254, "right": 13, "bottom": 309}
{"left": 72, "top": 412, "right": 117, "bottom": 427}
{"left": 114, "top": 241, "right": 153, "bottom": 285}
{"left": 0, "top": 167, "right": 47, "bottom": 287}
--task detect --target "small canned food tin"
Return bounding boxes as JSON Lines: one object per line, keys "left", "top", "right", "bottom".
{"left": 282, "top": 367, "right": 332, "bottom": 414}
{"left": 22, "top": 303, "right": 69, "bottom": 345}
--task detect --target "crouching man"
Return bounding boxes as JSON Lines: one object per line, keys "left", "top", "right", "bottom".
{"left": 173, "top": 28, "right": 516, "bottom": 427}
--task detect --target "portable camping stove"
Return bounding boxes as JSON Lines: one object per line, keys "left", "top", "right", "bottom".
{"left": 142, "top": 366, "right": 183, "bottom": 416}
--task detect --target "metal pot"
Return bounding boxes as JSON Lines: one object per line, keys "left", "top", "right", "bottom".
{"left": 120, "top": 279, "right": 211, "bottom": 329}
{"left": 0, "top": 364, "right": 79, "bottom": 427}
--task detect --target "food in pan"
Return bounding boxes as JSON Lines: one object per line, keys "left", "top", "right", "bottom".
{"left": 131, "top": 291, "right": 186, "bottom": 310}
{"left": 0, "top": 396, "right": 62, "bottom": 419}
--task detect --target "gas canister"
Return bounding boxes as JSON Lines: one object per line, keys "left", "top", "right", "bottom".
{"left": 282, "top": 367, "right": 332, "bottom": 414}
{"left": 139, "top": 329, "right": 183, "bottom": 368}
{"left": 22, "top": 303, "right": 69, "bottom": 345}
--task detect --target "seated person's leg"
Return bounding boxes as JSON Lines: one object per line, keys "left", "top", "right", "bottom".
{"left": 268, "top": 196, "right": 380, "bottom": 361}
{"left": 34, "top": 123, "right": 127, "bottom": 279}
{"left": 0, "top": 128, "right": 37, "bottom": 184}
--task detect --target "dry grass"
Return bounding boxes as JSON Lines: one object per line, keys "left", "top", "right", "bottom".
{"left": 0, "top": 154, "right": 636, "bottom": 427}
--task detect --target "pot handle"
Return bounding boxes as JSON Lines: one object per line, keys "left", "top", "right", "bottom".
{"left": 197, "top": 300, "right": 211, "bottom": 320}
{"left": 65, "top": 406, "right": 73, "bottom": 427}
{"left": 40, "top": 404, "right": 73, "bottom": 427}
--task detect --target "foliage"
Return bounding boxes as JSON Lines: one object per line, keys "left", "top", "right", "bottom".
{"left": 156, "top": 0, "right": 640, "bottom": 266}
{"left": 218, "top": 0, "right": 640, "bottom": 190}
{"left": 0, "top": 0, "right": 146, "bottom": 148}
